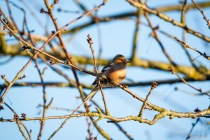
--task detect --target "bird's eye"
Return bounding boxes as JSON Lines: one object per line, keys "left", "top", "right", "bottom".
{"left": 115, "top": 58, "right": 124, "bottom": 63}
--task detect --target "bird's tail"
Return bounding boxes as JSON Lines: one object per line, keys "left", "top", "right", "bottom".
{"left": 70, "top": 86, "right": 99, "bottom": 115}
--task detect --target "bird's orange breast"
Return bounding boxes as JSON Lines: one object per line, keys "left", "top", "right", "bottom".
{"left": 105, "top": 68, "right": 126, "bottom": 84}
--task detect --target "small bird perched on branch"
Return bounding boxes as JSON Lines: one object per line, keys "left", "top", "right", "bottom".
{"left": 71, "top": 54, "right": 130, "bottom": 115}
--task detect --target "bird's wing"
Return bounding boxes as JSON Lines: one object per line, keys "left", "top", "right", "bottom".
{"left": 92, "top": 62, "right": 113, "bottom": 85}
{"left": 101, "top": 62, "right": 114, "bottom": 73}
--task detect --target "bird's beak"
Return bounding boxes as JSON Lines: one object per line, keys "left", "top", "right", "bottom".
{"left": 126, "top": 59, "right": 130, "bottom": 64}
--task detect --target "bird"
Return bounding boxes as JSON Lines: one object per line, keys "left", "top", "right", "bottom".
{"left": 71, "top": 54, "right": 129, "bottom": 115}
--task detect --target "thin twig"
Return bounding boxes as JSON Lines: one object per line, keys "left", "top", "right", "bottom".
{"left": 86, "top": 118, "right": 93, "bottom": 140}
{"left": 87, "top": 34, "right": 110, "bottom": 115}
{"left": 1, "top": 104, "right": 210, "bottom": 125}
{"left": 181, "top": 0, "right": 187, "bottom": 23}
{"left": 168, "top": 66, "right": 210, "bottom": 97}
{"left": 35, "top": 62, "right": 47, "bottom": 140}
{"left": 138, "top": 82, "right": 158, "bottom": 117}
{"left": 0, "top": 17, "right": 95, "bottom": 104}
{"left": 192, "top": 0, "right": 210, "bottom": 28}
{"left": 126, "top": 0, "right": 210, "bottom": 42}
{"left": 131, "top": 8, "right": 141, "bottom": 61}
{"left": 145, "top": 12, "right": 177, "bottom": 66}
{"left": 186, "top": 118, "right": 200, "bottom": 140}
{"left": 47, "top": 2, "right": 110, "bottom": 139}
{"left": 174, "top": 37, "right": 210, "bottom": 60}
{"left": 4, "top": 103, "right": 31, "bottom": 140}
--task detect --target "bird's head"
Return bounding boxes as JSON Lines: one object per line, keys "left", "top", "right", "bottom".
{"left": 113, "top": 54, "right": 130, "bottom": 65}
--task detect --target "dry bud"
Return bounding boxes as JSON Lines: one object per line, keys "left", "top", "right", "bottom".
{"left": 1, "top": 75, "right": 5, "bottom": 79}
{"left": 22, "top": 46, "right": 31, "bottom": 50}
{"left": 168, "top": 66, "right": 173, "bottom": 71}
{"left": 50, "top": 59, "right": 57, "bottom": 65}
{"left": 54, "top": 0, "right": 59, "bottom": 4}
{"left": 21, "top": 113, "right": 26, "bottom": 118}
{"left": 40, "top": 8, "right": 46, "bottom": 14}
{"left": 0, "top": 105, "right": 4, "bottom": 110}
{"left": 194, "top": 108, "right": 201, "bottom": 112}
{"left": 153, "top": 25, "right": 159, "bottom": 30}
{"left": 87, "top": 34, "right": 93, "bottom": 44}
{"left": 151, "top": 81, "right": 158, "bottom": 89}
{"left": 168, "top": 66, "right": 175, "bottom": 74}
{"left": 198, "top": 88, "right": 203, "bottom": 93}
{"left": 13, "top": 114, "right": 19, "bottom": 120}
{"left": 51, "top": 31, "right": 55, "bottom": 35}
{"left": 18, "top": 74, "right": 26, "bottom": 80}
